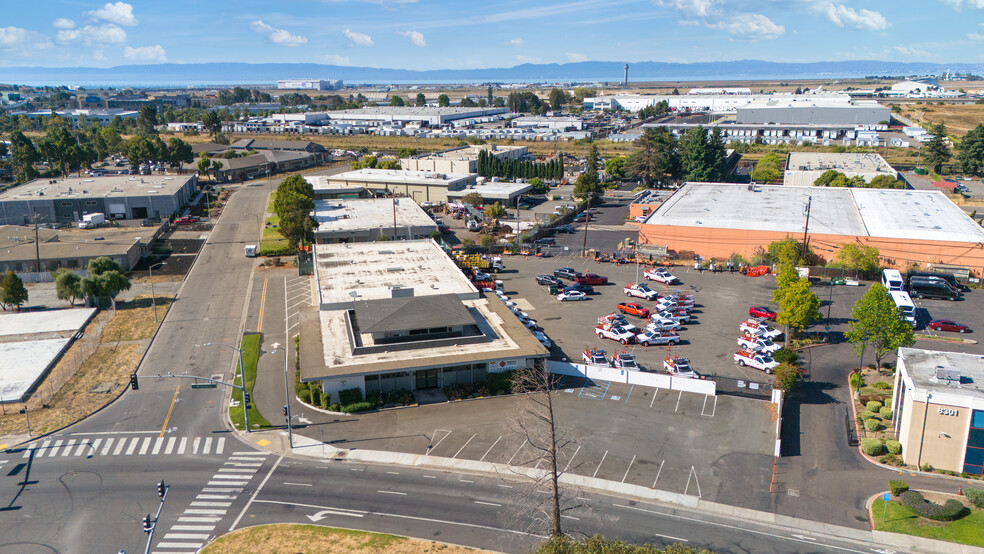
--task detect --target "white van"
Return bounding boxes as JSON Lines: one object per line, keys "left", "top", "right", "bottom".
{"left": 889, "top": 290, "right": 917, "bottom": 327}
{"left": 881, "top": 269, "right": 904, "bottom": 291}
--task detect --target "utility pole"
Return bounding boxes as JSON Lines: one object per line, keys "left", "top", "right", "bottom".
{"left": 801, "top": 195, "right": 812, "bottom": 263}
{"left": 34, "top": 213, "right": 41, "bottom": 273}
{"left": 581, "top": 198, "right": 590, "bottom": 256}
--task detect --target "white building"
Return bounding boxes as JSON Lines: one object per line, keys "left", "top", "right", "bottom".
{"left": 783, "top": 153, "right": 898, "bottom": 186}
{"left": 276, "top": 79, "right": 343, "bottom": 91}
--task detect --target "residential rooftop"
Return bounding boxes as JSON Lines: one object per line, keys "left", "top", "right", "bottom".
{"left": 0, "top": 174, "right": 194, "bottom": 201}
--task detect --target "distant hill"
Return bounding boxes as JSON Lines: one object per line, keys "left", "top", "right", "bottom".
{"left": 3, "top": 60, "right": 984, "bottom": 87}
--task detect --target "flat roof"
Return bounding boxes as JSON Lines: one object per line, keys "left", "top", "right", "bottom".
{"left": 0, "top": 338, "right": 72, "bottom": 402}
{"left": 313, "top": 198, "right": 435, "bottom": 234}
{"left": 647, "top": 183, "right": 984, "bottom": 243}
{"left": 326, "top": 169, "right": 474, "bottom": 187}
{"left": 0, "top": 308, "right": 96, "bottom": 338}
{"left": 314, "top": 239, "right": 477, "bottom": 309}
{"left": 308, "top": 295, "right": 548, "bottom": 380}
{"left": 447, "top": 181, "right": 532, "bottom": 199}
{"left": 786, "top": 153, "right": 895, "bottom": 174}
{"left": 328, "top": 106, "right": 508, "bottom": 118}
{"left": 899, "top": 348, "right": 984, "bottom": 400}
{"left": 0, "top": 174, "right": 194, "bottom": 201}
{"left": 410, "top": 144, "right": 527, "bottom": 162}
{"left": 0, "top": 224, "right": 155, "bottom": 262}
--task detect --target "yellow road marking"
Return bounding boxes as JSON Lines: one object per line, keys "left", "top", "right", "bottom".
{"left": 257, "top": 278, "right": 269, "bottom": 333}
{"left": 160, "top": 384, "right": 180, "bottom": 437}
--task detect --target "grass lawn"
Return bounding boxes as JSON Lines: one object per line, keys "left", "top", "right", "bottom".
{"left": 872, "top": 499, "right": 984, "bottom": 547}
{"left": 201, "top": 524, "right": 488, "bottom": 554}
{"left": 229, "top": 333, "right": 272, "bottom": 431}
{"left": 260, "top": 191, "right": 291, "bottom": 252}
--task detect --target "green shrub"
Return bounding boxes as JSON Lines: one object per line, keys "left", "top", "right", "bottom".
{"left": 864, "top": 418, "right": 881, "bottom": 431}
{"left": 964, "top": 488, "right": 984, "bottom": 509}
{"left": 258, "top": 245, "right": 297, "bottom": 257}
{"left": 886, "top": 440, "right": 901, "bottom": 455}
{"left": 329, "top": 403, "right": 340, "bottom": 412}
{"left": 900, "top": 490, "right": 968, "bottom": 521}
{"left": 486, "top": 370, "right": 516, "bottom": 395}
{"left": 309, "top": 387, "right": 321, "bottom": 407}
{"left": 338, "top": 387, "right": 363, "bottom": 405}
{"left": 861, "top": 438, "right": 886, "bottom": 456}
{"left": 880, "top": 407, "right": 893, "bottom": 420}
{"left": 850, "top": 372, "right": 862, "bottom": 390}
{"left": 340, "top": 401, "right": 375, "bottom": 413}
{"left": 860, "top": 410, "right": 879, "bottom": 420}
{"left": 920, "top": 463, "right": 934, "bottom": 472}
{"left": 866, "top": 400, "right": 883, "bottom": 412}
{"left": 872, "top": 381, "right": 892, "bottom": 390}
{"left": 295, "top": 381, "right": 309, "bottom": 394}
{"left": 772, "top": 347, "right": 799, "bottom": 365}
{"left": 298, "top": 388, "right": 311, "bottom": 403}
{"left": 889, "top": 480, "right": 909, "bottom": 496}
{"left": 320, "top": 392, "right": 330, "bottom": 409}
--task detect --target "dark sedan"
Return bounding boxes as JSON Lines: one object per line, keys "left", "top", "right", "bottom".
{"left": 536, "top": 274, "right": 561, "bottom": 286}
{"left": 553, "top": 267, "right": 583, "bottom": 280}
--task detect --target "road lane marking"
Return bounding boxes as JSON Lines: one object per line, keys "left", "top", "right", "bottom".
{"left": 562, "top": 515, "right": 580, "bottom": 521}
{"left": 257, "top": 278, "right": 268, "bottom": 333}
{"left": 172, "top": 525, "right": 214, "bottom": 531}
{"left": 592, "top": 450, "right": 608, "bottom": 479}
{"left": 684, "top": 466, "right": 702, "bottom": 498}
{"left": 208, "top": 481, "right": 248, "bottom": 487}
{"left": 125, "top": 439, "right": 139, "bottom": 455}
{"left": 386, "top": 471, "right": 399, "bottom": 475}
{"left": 425, "top": 429, "right": 452, "bottom": 455}
{"left": 216, "top": 437, "right": 225, "bottom": 454}
{"left": 178, "top": 517, "right": 222, "bottom": 523}
{"left": 82, "top": 439, "right": 98, "bottom": 456}
{"left": 625, "top": 385, "right": 634, "bottom": 404}
{"left": 202, "top": 488, "right": 241, "bottom": 493}
{"left": 164, "top": 437, "right": 175, "bottom": 455}
{"left": 197, "top": 495, "right": 236, "bottom": 500}
{"left": 48, "top": 440, "right": 63, "bottom": 457}
{"left": 217, "top": 468, "right": 255, "bottom": 473}
{"left": 621, "top": 455, "right": 636, "bottom": 483}
{"left": 232, "top": 451, "right": 267, "bottom": 456}
{"left": 378, "top": 490, "right": 407, "bottom": 496}
{"left": 113, "top": 439, "right": 127, "bottom": 456}
{"left": 422, "top": 475, "right": 436, "bottom": 479}
{"left": 702, "top": 396, "right": 718, "bottom": 417}
{"left": 70, "top": 430, "right": 159, "bottom": 435}
{"left": 212, "top": 474, "right": 251, "bottom": 479}
{"left": 650, "top": 389, "right": 659, "bottom": 408}
{"left": 459, "top": 479, "right": 474, "bottom": 483}
{"left": 138, "top": 437, "right": 152, "bottom": 455}
{"left": 653, "top": 460, "right": 665, "bottom": 488}
{"left": 675, "top": 391, "right": 683, "bottom": 412}
{"left": 99, "top": 438, "right": 113, "bottom": 456}
{"left": 160, "top": 385, "right": 181, "bottom": 437}
{"left": 178, "top": 437, "right": 187, "bottom": 455}
{"left": 283, "top": 482, "right": 312, "bottom": 487}
{"left": 498, "top": 485, "right": 513, "bottom": 489}
{"left": 192, "top": 437, "right": 201, "bottom": 454}
{"left": 156, "top": 541, "right": 205, "bottom": 549}
{"left": 230, "top": 455, "right": 283, "bottom": 531}
{"left": 184, "top": 509, "right": 227, "bottom": 515}
{"left": 453, "top": 434, "right": 477, "bottom": 458}
{"left": 479, "top": 436, "right": 502, "bottom": 462}
{"left": 203, "top": 437, "right": 212, "bottom": 454}
{"left": 190, "top": 501, "right": 232, "bottom": 507}
{"left": 163, "top": 533, "right": 210, "bottom": 540}
{"left": 61, "top": 440, "right": 76, "bottom": 456}
{"left": 474, "top": 501, "right": 501, "bottom": 507}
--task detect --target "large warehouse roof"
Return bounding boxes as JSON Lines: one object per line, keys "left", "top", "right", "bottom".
{"left": 649, "top": 183, "right": 984, "bottom": 243}
{"left": 0, "top": 175, "right": 193, "bottom": 201}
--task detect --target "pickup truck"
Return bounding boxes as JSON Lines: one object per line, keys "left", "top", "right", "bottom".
{"left": 575, "top": 273, "right": 608, "bottom": 286}
{"left": 596, "top": 324, "right": 636, "bottom": 345}
{"left": 601, "top": 314, "right": 638, "bottom": 333}
{"left": 739, "top": 318, "right": 783, "bottom": 340}
{"left": 617, "top": 302, "right": 651, "bottom": 319}
{"left": 636, "top": 329, "right": 681, "bottom": 346}
{"left": 737, "top": 335, "right": 781, "bottom": 355}
{"left": 655, "top": 310, "right": 690, "bottom": 324}
{"left": 656, "top": 299, "right": 693, "bottom": 313}
{"left": 647, "top": 316, "right": 681, "bottom": 332}
{"left": 582, "top": 348, "right": 608, "bottom": 365}
{"left": 663, "top": 357, "right": 698, "bottom": 378}
{"left": 623, "top": 283, "right": 659, "bottom": 300}
{"left": 612, "top": 351, "right": 641, "bottom": 370}
{"left": 644, "top": 268, "right": 680, "bottom": 284}
{"left": 734, "top": 350, "right": 779, "bottom": 373}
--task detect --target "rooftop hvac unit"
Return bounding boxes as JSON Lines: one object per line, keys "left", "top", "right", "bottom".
{"left": 935, "top": 365, "right": 960, "bottom": 382}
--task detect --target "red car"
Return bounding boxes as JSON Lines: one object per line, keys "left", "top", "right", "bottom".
{"left": 928, "top": 319, "right": 970, "bottom": 333}
{"left": 575, "top": 273, "right": 608, "bottom": 286}
{"left": 749, "top": 306, "right": 778, "bottom": 321}
{"left": 176, "top": 216, "right": 200, "bottom": 225}
{"left": 617, "top": 302, "right": 650, "bottom": 319}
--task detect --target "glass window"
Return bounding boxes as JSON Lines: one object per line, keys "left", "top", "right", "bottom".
{"left": 965, "top": 461, "right": 983, "bottom": 476}
{"left": 965, "top": 446, "right": 984, "bottom": 468}
{"left": 972, "top": 410, "right": 984, "bottom": 430}
{"left": 969, "top": 428, "right": 984, "bottom": 450}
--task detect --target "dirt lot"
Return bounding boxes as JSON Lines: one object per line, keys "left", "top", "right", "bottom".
{"left": 202, "top": 524, "right": 489, "bottom": 554}
{"left": 900, "top": 103, "right": 984, "bottom": 136}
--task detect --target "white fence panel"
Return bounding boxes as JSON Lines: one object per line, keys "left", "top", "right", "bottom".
{"left": 585, "top": 364, "right": 628, "bottom": 383}
{"left": 627, "top": 371, "right": 671, "bottom": 389}
{"left": 547, "top": 360, "right": 584, "bottom": 377}
{"left": 669, "top": 377, "right": 717, "bottom": 395}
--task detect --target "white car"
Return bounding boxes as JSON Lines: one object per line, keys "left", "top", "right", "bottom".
{"left": 533, "top": 331, "right": 552, "bottom": 348}
{"left": 645, "top": 268, "right": 680, "bottom": 284}
{"left": 739, "top": 319, "right": 783, "bottom": 341}
{"left": 734, "top": 351, "right": 779, "bottom": 373}
{"left": 596, "top": 325, "right": 636, "bottom": 344}
{"left": 647, "top": 318, "right": 682, "bottom": 332}
{"left": 606, "top": 316, "right": 638, "bottom": 333}
{"left": 636, "top": 329, "right": 681, "bottom": 346}
{"left": 657, "top": 299, "right": 693, "bottom": 313}
{"left": 623, "top": 283, "right": 659, "bottom": 300}
{"left": 634, "top": 215, "right": 648, "bottom": 223}
{"left": 656, "top": 310, "right": 690, "bottom": 323}
{"left": 737, "top": 335, "right": 781, "bottom": 355}
{"left": 557, "top": 290, "right": 589, "bottom": 301}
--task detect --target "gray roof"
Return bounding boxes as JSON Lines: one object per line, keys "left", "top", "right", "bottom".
{"left": 230, "top": 139, "right": 325, "bottom": 152}
{"left": 354, "top": 294, "right": 474, "bottom": 334}
{"left": 191, "top": 143, "right": 230, "bottom": 155}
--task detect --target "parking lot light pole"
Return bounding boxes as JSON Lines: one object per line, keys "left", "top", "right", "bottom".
{"left": 271, "top": 342, "right": 292, "bottom": 448}
{"left": 203, "top": 342, "right": 250, "bottom": 433}
{"left": 149, "top": 262, "right": 166, "bottom": 324}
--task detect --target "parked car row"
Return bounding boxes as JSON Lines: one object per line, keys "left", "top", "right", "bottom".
{"left": 494, "top": 288, "right": 551, "bottom": 348}
{"left": 734, "top": 315, "right": 783, "bottom": 374}
{"left": 593, "top": 290, "right": 698, "bottom": 347}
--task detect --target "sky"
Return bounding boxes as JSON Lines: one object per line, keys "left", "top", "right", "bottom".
{"left": 1, "top": 1, "right": 984, "bottom": 69}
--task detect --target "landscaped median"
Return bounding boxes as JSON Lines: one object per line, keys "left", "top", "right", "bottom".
{"left": 228, "top": 333, "right": 272, "bottom": 431}
{"left": 870, "top": 481, "right": 984, "bottom": 548}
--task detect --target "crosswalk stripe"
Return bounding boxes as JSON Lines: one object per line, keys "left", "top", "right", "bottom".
{"left": 23, "top": 442, "right": 42, "bottom": 458}
{"left": 125, "top": 438, "right": 139, "bottom": 456}
{"left": 232, "top": 451, "right": 267, "bottom": 456}
{"left": 165, "top": 437, "right": 176, "bottom": 455}
{"left": 227, "top": 457, "right": 266, "bottom": 463}
{"left": 172, "top": 525, "right": 214, "bottom": 531}
{"left": 163, "top": 533, "right": 210, "bottom": 540}
{"left": 201, "top": 488, "right": 241, "bottom": 493}
{"left": 192, "top": 437, "right": 201, "bottom": 455}
{"left": 152, "top": 437, "right": 163, "bottom": 455}
{"left": 216, "top": 437, "right": 225, "bottom": 454}
{"left": 101, "top": 438, "right": 114, "bottom": 456}
{"left": 48, "top": 440, "right": 63, "bottom": 457}
{"left": 73, "top": 440, "right": 90, "bottom": 456}
{"left": 216, "top": 468, "right": 256, "bottom": 474}
{"left": 207, "top": 481, "right": 247, "bottom": 487}
{"left": 155, "top": 542, "right": 205, "bottom": 549}
{"left": 177, "top": 516, "right": 222, "bottom": 523}
{"left": 203, "top": 437, "right": 212, "bottom": 454}
{"left": 178, "top": 437, "right": 187, "bottom": 455}
{"left": 196, "top": 494, "right": 235, "bottom": 500}
{"left": 114, "top": 438, "right": 127, "bottom": 456}
{"left": 61, "top": 439, "right": 76, "bottom": 456}
{"left": 183, "top": 509, "right": 227, "bottom": 515}
{"left": 210, "top": 474, "right": 250, "bottom": 480}
{"left": 90, "top": 439, "right": 102, "bottom": 455}
{"left": 138, "top": 437, "right": 152, "bottom": 455}
{"left": 190, "top": 501, "right": 231, "bottom": 507}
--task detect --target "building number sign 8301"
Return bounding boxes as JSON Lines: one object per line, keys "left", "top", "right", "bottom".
{"left": 938, "top": 407, "right": 959, "bottom": 416}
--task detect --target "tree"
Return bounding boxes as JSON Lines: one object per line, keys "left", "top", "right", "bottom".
{"left": 197, "top": 156, "right": 213, "bottom": 179}
{"left": 38, "top": 126, "right": 82, "bottom": 177}
{"left": 548, "top": 88, "right": 567, "bottom": 111}
{"left": 671, "top": 88, "right": 680, "bottom": 95}
{"left": 201, "top": 110, "right": 222, "bottom": 138}
{"left": 775, "top": 278, "right": 820, "bottom": 344}
{"left": 79, "top": 257, "right": 130, "bottom": 303}
{"left": 814, "top": 169, "right": 841, "bottom": 186}
{"left": 922, "top": 123, "right": 950, "bottom": 174}
{"left": 9, "top": 130, "right": 40, "bottom": 183}
{"left": 389, "top": 95, "right": 405, "bottom": 107}
{"left": 707, "top": 126, "right": 726, "bottom": 181}
{"left": 847, "top": 283, "right": 915, "bottom": 369}
{"left": 460, "top": 97, "right": 477, "bottom": 107}
{"left": 773, "top": 362, "right": 800, "bottom": 395}
{"left": 487, "top": 85, "right": 494, "bottom": 105}
{"left": 461, "top": 192, "right": 483, "bottom": 206}
{"left": 415, "top": 93, "right": 426, "bottom": 107}
{"left": 958, "top": 123, "right": 984, "bottom": 176}
{"left": 437, "top": 94, "right": 450, "bottom": 107}
{"left": 53, "top": 267, "right": 83, "bottom": 306}
{"left": 137, "top": 105, "right": 159, "bottom": 136}
{"left": 527, "top": 177, "right": 547, "bottom": 194}
{"left": 166, "top": 138, "right": 193, "bottom": 169}
{"left": 483, "top": 201, "right": 506, "bottom": 222}
{"left": 0, "top": 270, "right": 28, "bottom": 311}
{"left": 604, "top": 155, "right": 628, "bottom": 180}
{"left": 868, "top": 175, "right": 904, "bottom": 189}
{"left": 627, "top": 127, "right": 680, "bottom": 188}
{"left": 767, "top": 237, "right": 809, "bottom": 266}
{"left": 680, "top": 126, "right": 712, "bottom": 182}
{"left": 772, "top": 262, "right": 800, "bottom": 304}
{"left": 274, "top": 175, "right": 316, "bottom": 249}
{"left": 834, "top": 244, "right": 880, "bottom": 272}
{"left": 750, "top": 153, "right": 783, "bottom": 183}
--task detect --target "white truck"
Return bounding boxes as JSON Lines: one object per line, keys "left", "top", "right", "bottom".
{"left": 79, "top": 212, "right": 105, "bottom": 229}
{"left": 636, "top": 329, "right": 681, "bottom": 346}
{"left": 644, "top": 268, "right": 680, "bottom": 284}
{"left": 623, "top": 283, "right": 659, "bottom": 300}
{"left": 595, "top": 324, "right": 636, "bottom": 345}
{"left": 737, "top": 335, "right": 781, "bottom": 355}
{"left": 739, "top": 318, "right": 783, "bottom": 341}
{"left": 582, "top": 348, "right": 608, "bottom": 365}
{"left": 244, "top": 244, "right": 258, "bottom": 257}
{"left": 734, "top": 350, "right": 779, "bottom": 373}
{"left": 663, "top": 357, "right": 698, "bottom": 378}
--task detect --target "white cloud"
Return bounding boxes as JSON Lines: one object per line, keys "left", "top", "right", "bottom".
{"left": 0, "top": 26, "right": 54, "bottom": 54}
{"left": 52, "top": 18, "right": 76, "bottom": 30}
{"left": 87, "top": 2, "right": 138, "bottom": 26}
{"left": 344, "top": 28, "right": 374, "bottom": 47}
{"left": 398, "top": 30, "right": 426, "bottom": 47}
{"left": 969, "top": 32, "right": 984, "bottom": 40}
{"left": 124, "top": 44, "right": 167, "bottom": 62}
{"left": 708, "top": 13, "right": 784, "bottom": 39}
{"left": 892, "top": 45, "right": 931, "bottom": 58}
{"left": 322, "top": 54, "right": 351, "bottom": 65}
{"left": 515, "top": 55, "right": 541, "bottom": 64}
{"left": 822, "top": 4, "right": 888, "bottom": 30}
{"left": 941, "top": 0, "right": 984, "bottom": 10}
{"left": 250, "top": 20, "right": 308, "bottom": 46}
{"left": 57, "top": 24, "right": 127, "bottom": 45}
{"left": 506, "top": 37, "right": 524, "bottom": 46}
{"left": 566, "top": 52, "right": 588, "bottom": 62}
{"left": 659, "top": 0, "right": 715, "bottom": 17}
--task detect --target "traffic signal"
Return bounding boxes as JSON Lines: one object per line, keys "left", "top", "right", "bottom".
{"left": 142, "top": 514, "right": 153, "bottom": 532}
{"left": 283, "top": 405, "right": 288, "bottom": 417}
{"left": 244, "top": 392, "right": 251, "bottom": 408}
{"left": 130, "top": 373, "right": 139, "bottom": 390}
{"left": 157, "top": 480, "right": 166, "bottom": 498}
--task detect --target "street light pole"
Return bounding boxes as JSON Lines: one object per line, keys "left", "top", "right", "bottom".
{"left": 272, "top": 342, "right": 292, "bottom": 448}
{"left": 204, "top": 342, "right": 250, "bottom": 433}
{"left": 149, "top": 262, "right": 166, "bottom": 324}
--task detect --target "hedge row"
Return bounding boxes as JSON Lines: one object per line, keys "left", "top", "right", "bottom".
{"left": 879, "top": 407, "right": 893, "bottom": 420}
{"left": 965, "top": 488, "right": 984, "bottom": 509}
{"left": 900, "top": 490, "right": 968, "bottom": 521}
{"left": 338, "top": 387, "right": 363, "bottom": 405}
{"left": 258, "top": 245, "right": 297, "bottom": 257}
{"left": 340, "top": 401, "right": 375, "bottom": 414}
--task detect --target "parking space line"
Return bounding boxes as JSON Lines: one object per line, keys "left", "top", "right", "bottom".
{"left": 479, "top": 436, "right": 502, "bottom": 462}
{"left": 425, "top": 429, "right": 452, "bottom": 456}
{"left": 563, "top": 445, "right": 581, "bottom": 473}
{"left": 674, "top": 391, "right": 683, "bottom": 412}
{"left": 650, "top": 389, "right": 658, "bottom": 408}
{"left": 684, "top": 466, "right": 702, "bottom": 498}
{"left": 621, "top": 455, "right": 636, "bottom": 483}
{"left": 624, "top": 385, "right": 634, "bottom": 404}
{"left": 592, "top": 450, "right": 608, "bottom": 479}
{"left": 452, "top": 434, "right": 476, "bottom": 459}
{"left": 652, "top": 460, "right": 665, "bottom": 488}
{"left": 701, "top": 395, "right": 717, "bottom": 417}
{"left": 507, "top": 439, "right": 528, "bottom": 465}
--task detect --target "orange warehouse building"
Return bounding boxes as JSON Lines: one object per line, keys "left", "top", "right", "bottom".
{"left": 638, "top": 183, "right": 984, "bottom": 274}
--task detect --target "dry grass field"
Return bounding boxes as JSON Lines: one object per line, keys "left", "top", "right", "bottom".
{"left": 201, "top": 524, "right": 491, "bottom": 554}
{"left": 901, "top": 103, "right": 984, "bottom": 136}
